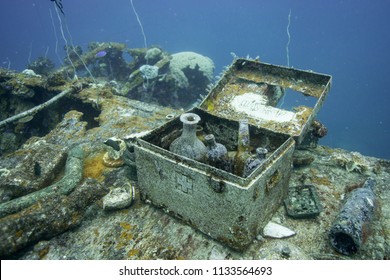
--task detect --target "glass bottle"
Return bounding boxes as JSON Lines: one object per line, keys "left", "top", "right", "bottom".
{"left": 169, "top": 113, "right": 207, "bottom": 162}
{"left": 233, "top": 119, "right": 252, "bottom": 177}
{"left": 204, "top": 134, "right": 230, "bottom": 171}
{"left": 243, "top": 147, "right": 268, "bottom": 177}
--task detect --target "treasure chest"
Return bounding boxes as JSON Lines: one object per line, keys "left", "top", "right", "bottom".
{"left": 133, "top": 59, "right": 332, "bottom": 251}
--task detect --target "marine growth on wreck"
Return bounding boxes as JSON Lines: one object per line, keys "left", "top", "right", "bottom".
{"left": 0, "top": 37, "right": 389, "bottom": 261}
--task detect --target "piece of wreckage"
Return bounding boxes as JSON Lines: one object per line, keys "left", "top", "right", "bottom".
{"left": 132, "top": 59, "right": 332, "bottom": 251}
{"left": 1, "top": 56, "right": 332, "bottom": 254}
{"left": 0, "top": 43, "right": 215, "bottom": 257}
{"left": 0, "top": 43, "right": 214, "bottom": 156}
{"left": 0, "top": 47, "right": 384, "bottom": 257}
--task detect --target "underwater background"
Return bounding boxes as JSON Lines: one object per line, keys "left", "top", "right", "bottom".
{"left": 0, "top": 0, "right": 389, "bottom": 159}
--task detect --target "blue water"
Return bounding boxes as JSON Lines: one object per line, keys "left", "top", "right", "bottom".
{"left": 1, "top": 0, "right": 389, "bottom": 159}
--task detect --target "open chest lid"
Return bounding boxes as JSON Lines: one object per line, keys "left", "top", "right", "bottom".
{"left": 199, "top": 59, "right": 332, "bottom": 144}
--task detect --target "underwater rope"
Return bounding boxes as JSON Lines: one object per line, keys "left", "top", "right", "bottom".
{"left": 28, "top": 41, "right": 33, "bottom": 64}
{"left": 44, "top": 46, "right": 50, "bottom": 58}
{"left": 130, "top": 0, "right": 148, "bottom": 50}
{"left": 63, "top": 18, "right": 97, "bottom": 83}
{"left": 286, "top": 9, "right": 292, "bottom": 67}
{"left": 280, "top": 9, "right": 292, "bottom": 108}
{"left": 0, "top": 86, "right": 77, "bottom": 128}
{"left": 4, "top": 57, "right": 11, "bottom": 69}
{"left": 49, "top": 8, "right": 63, "bottom": 66}
{"left": 53, "top": 4, "right": 96, "bottom": 83}
{"left": 54, "top": 4, "right": 77, "bottom": 78}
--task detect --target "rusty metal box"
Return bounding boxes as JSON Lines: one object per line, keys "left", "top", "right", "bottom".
{"left": 134, "top": 59, "right": 331, "bottom": 250}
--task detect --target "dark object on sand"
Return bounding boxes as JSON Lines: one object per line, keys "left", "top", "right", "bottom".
{"left": 328, "top": 177, "right": 376, "bottom": 255}
{"left": 284, "top": 184, "right": 322, "bottom": 219}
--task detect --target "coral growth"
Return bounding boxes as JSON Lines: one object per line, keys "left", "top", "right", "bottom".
{"left": 26, "top": 57, "right": 55, "bottom": 76}
{"left": 331, "top": 151, "right": 370, "bottom": 173}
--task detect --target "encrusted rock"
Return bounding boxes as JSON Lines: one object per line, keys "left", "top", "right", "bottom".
{"left": 103, "top": 184, "right": 134, "bottom": 211}
{"left": 44, "top": 110, "right": 88, "bottom": 146}
{"left": 0, "top": 140, "right": 67, "bottom": 202}
{"left": 0, "top": 145, "right": 84, "bottom": 218}
{"left": 293, "top": 154, "right": 315, "bottom": 167}
{"left": 103, "top": 138, "right": 127, "bottom": 168}
{"left": 0, "top": 178, "right": 108, "bottom": 258}
{"left": 22, "top": 69, "right": 41, "bottom": 77}
{"left": 257, "top": 241, "right": 311, "bottom": 260}
{"left": 330, "top": 151, "right": 370, "bottom": 173}
{"left": 145, "top": 47, "right": 163, "bottom": 63}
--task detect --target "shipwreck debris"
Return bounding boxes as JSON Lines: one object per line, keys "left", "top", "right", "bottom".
{"left": 0, "top": 145, "right": 84, "bottom": 218}
{"left": 328, "top": 177, "right": 376, "bottom": 255}
{"left": 284, "top": 184, "right": 323, "bottom": 219}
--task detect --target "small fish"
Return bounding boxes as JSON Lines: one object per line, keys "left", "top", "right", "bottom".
{"left": 95, "top": 50, "right": 107, "bottom": 58}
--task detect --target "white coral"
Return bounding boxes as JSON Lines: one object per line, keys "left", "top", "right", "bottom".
{"left": 22, "top": 69, "right": 41, "bottom": 77}
{"left": 169, "top": 52, "right": 214, "bottom": 88}
{"left": 139, "top": 64, "right": 159, "bottom": 80}
{"left": 331, "top": 151, "right": 369, "bottom": 173}
{"left": 145, "top": 47, "right": 162, "bottom": 61}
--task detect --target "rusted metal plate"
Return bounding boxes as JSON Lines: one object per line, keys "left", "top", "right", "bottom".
{"left": 200, "top": 59, "right": 332, "bottom": 144}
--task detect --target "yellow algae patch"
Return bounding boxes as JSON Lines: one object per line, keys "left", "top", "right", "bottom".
{"left": 127, "top": 248, "right": 140, "bottom": 257}
{"left": 83, "top": 151, "right": 108, "bottom": 182}
{"left": 119, "top": 231, "right": 134, "bottom": 242}
{"left": 120, "top": 222, "right": 132, "bottom": 231}
{"left": 116, "top": 222, "right": 137, "bottom": 251}
{"left": 309, "top": 169, "right": 332, "bottom": 186}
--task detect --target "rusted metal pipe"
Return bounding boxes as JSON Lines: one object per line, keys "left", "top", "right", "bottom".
{"left": 328, "top": 177, "right": 376, "bottom": 255}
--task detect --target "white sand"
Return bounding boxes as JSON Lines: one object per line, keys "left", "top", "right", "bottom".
{"left": 230, "top": 92, "right": 297, "bottom": 123}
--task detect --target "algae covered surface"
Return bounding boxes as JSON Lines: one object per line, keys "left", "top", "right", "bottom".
{"left": 1, "top": 89, "right": 388, "bottom": 260}
{"left": 0, "top": 53, "right": 389, "bottom": 260}
{"left": 5, "top": 143, "right": 390, "bottom": 260}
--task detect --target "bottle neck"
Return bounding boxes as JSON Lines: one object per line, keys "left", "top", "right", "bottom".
{"left": 256, "top": 148, "right": 268, "bottom": 160}
{"left": 237, "top": 120, "right": 250, "bottom": 153}
{"left": 182, "top": 123, "right": 197, "bottom": 140}
{"left": 205, "top": 134, "right": 217, "bottom": 148}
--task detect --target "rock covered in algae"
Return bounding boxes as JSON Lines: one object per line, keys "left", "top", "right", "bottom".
{"left": 44, "top": 110, "right": 88, "bottom": 146}
{"left": 0, "top": 178, "right": 108, "bottom": 258}
{"left": 0, "top": 54, "right": 388, "bottom": 260}
{"left": 103, "top": 184, "right": 134, "bottom": 211}
{"left": 0, "top": 144, "right": 84, "bottom": 219}
{"left": 145, "top": 47, "right": 163, "bottom": 64}
{"left": 0, "top": 140, "right": 67, "bottom": 202}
